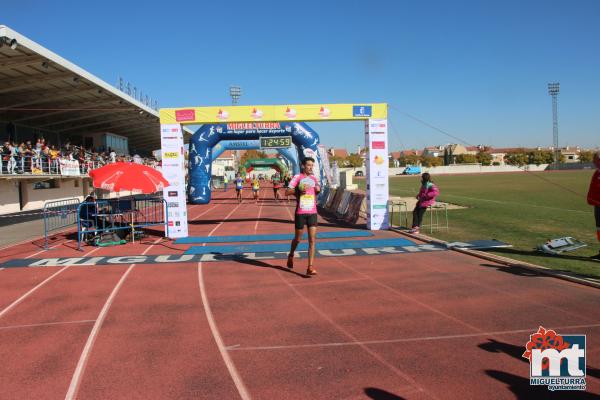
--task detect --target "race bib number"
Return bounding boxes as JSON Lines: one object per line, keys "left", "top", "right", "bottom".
{"left": 299, "top": 194, "right": 314, "bottom": 211}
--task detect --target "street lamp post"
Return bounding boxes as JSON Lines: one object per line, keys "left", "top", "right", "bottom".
{"left": 548, "top": 82, "right": 560, "bottom": 166}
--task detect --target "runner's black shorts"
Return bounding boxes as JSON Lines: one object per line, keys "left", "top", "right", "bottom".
{"left": 236, "top": 187, "right": 242, "bottom": 193}
{"left": 295, "top": 213, "right": 318, "bottom": 229}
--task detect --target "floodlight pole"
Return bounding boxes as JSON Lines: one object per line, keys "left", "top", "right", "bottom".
{"left": 548, "top": 82, "right": 560, "bottom": 166}
{"left": 229, "top": 85, "right": 241, "bottom": 105}
{"left": 229, "top": 85, "right": 242, "bottom": 170}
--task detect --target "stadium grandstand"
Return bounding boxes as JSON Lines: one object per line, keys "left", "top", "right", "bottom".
{"left": 0, "top": 25, "right": 187, "bottom": 216}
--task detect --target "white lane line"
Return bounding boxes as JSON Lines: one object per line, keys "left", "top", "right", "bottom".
{"left": 199, "top": 263, "right": 251, "bottom": 400}
{"left": 191, "top": 204, "right": 221, "bottom": 221}
{"left": 65, "top": 264, "right": 136, "bottom": 400}
{"left": 275, "top": 272, "right": 432, "bottom": 399}
{"left": 332, "top": 257, "right": 485, "bottom": 334}
{"left": 0, "top": 319, "right": 96, "bottom": 331}
{"left": 288, "top": 277, "right": 369, "bottom": 287}
{"left": 197, "top": 200, "right": 251, "bottom": 400}
{"left": 0, "top": 241, "right": 106, "bottom": 319}
{"left": 0, "top": 266, "right": 71, "bottom": 320}
{"left": 65, "top": 238, "right": 161, "bottom": 400}
{"left": 25, "top": 240, "right": 74, "bottom": 259}
{"left": 254, "top": 189, "right": 264, "bottom": 232}
{"left": 229, "top": 322, "right": 600, "bottom": 351}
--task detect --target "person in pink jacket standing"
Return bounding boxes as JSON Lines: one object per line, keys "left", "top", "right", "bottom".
{"left": 409, "top": 173, "right": 440, "bottom": 234}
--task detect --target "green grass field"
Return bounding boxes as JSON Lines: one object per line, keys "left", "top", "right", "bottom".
{"left": 359, "top": 170, "right": 600, "bottom": 279}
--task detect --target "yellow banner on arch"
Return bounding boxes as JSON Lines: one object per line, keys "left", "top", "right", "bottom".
{"left": 159, "top": 103, "right": 387, "bottom": 124}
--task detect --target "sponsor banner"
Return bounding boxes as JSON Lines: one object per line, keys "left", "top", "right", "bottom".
{"left": 365, "top": 118, "right": 389, "bottom": 230}
{"left": 160, "top": 124, "right": 188, "bottom": 239}
{"left": 0, "top": 244, "right": 447, "bottom": 268}
{"left": 59, "top": 159, "right": 80, "bottom": 176}
{"left": 160, "top": 103, "right": 387, "bottom": 124}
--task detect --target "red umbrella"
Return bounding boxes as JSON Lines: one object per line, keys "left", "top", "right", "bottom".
{"left": 89, "top": 162, "right": 169, "bottom": 193}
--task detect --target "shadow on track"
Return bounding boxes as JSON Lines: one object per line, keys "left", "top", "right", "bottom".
{"left": 364, "top": 387, "right": 406, "bottom": 399}
{"left": 223, "top": 255, "right": 311, "bottom": 279}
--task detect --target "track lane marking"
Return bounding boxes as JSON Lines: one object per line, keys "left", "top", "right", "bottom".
{"left": 197, "top": 200, "right": 251, "bottom": 400}
{"left": 228, "top": 322, "right": 600, "bottom": 351}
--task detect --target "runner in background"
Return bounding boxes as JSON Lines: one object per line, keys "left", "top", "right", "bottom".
{"left": 588, "top": 151, "right": 600, "bottom": 261}
{"left": 283, "top": 173, "right": 292, "bottom": 203}
{"left": 286, "top": 157, "right": 320, "bottom": 276}
{"left": 235, "top": 173, "right": 244, "bottom": 203}
{"left": 252, "top": 176, "right": 260, "bottom": 204}
{"left": 223, "top": 174, "right": 229, "bottom": 192}
{"left": 272, "top": 173, "right": 282, "bottom": 202}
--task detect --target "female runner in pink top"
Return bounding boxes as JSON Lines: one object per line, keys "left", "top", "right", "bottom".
{"left": 285, "top": 157, "right": 320, "bottom": 275}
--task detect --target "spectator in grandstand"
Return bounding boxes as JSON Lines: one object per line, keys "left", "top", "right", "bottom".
{"left": 8, "top": 142, "right": 18, "bottom": 174}
{"left": 1, "top": 142, "right": 11, "bottom": 174}
{"left": 32, "top": 141, "right": 41, "bottom": 172}
{"left": 109, "top": 149, "right": 117, "bottom": 163}
{"left": 133, "top": 154, "right": 143, "bottom": 164}
{"left": 49, "top": 145, "right": 60, "bottom": 174}
{"left": 588, "top": 151, "right": 600, "bottom": 261}
{"left": 409, "top": 173, "right": 440, "bottom": 234}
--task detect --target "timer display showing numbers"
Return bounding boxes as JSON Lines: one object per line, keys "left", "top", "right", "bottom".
{"left": 260, "top": 136, "right": 292, "bottom": 149}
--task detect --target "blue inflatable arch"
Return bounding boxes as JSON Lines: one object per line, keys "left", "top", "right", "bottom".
{"left": 211, "top": 140, "right": 300, "bottom": 176}
{"left": 188, "top": 122, "right": 325, "bottom": 204}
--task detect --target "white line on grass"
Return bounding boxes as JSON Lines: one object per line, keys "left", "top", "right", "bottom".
{"left": 441, "top": 193, "right": 588, "bottom": 214}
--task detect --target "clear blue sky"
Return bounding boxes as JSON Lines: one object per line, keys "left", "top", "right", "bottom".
{"left": 5, "top": 0, "right": 600, "bottom": 151}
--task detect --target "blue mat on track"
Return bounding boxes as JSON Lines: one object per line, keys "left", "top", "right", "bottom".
{"left": 175, "top": 230, "right": 374, "bottom": 244}
{"left": 184, "top": 238, "right": 415, "bottom": 255}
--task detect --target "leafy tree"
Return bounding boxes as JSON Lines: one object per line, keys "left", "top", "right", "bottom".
{"left": 346, "top": 153, "right": 364, "bottom": 168}
{"left": 329, "top": 155, "right": 346, "bottom": 167}
{"left": 240, "top": 150, "right": 268, "bottom": 166}
{"left": 579, "top": 151, "right": 594, "bottom": 163}
{"left": 528, "top": 150, "right": 547, "bottom": 166}
{"left": 398, "top": 154, "right": 420, "bottom": 166}
{"left": 455, "top": 154, "right": 478, "bottom": 164}
{"left": 420, "top": 156, "right": 443, "bottom": 167}
{"left": 505, "top": 152, "right": 528, "bottom": 166}
{"left": 477, "top": 152, "right": 493, "bottom": 166}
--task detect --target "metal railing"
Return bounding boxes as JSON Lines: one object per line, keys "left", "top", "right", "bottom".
{"left": 421, "top": 203, "right": 449, "bottom": 234}
{"left": 76, "top": 196, "right": 169, "bottom": 250}
{"left": 43, "top": 197, "right": 81, "bottom": 249}
{"left": 388, "top": 201, "right": 449, "bottom": 233}
{"left": 1, "top": 155, "right": 105, "bottom": 176}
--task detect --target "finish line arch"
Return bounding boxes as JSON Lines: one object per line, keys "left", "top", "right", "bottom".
{"left": 244, "top": 158, "right": 288, "bottom": 176}
{"left": 159, "top": 103, "right": 389, "bottom": 238}
{"left": 187, "top": 122, "right": 324, "bottom": 204}
{"left": 212, "top": 140, "right": 299, "bottom": 175}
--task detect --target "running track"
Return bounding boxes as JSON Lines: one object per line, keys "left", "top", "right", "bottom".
{"left": 0, "top": 186, "right": 599, "bottom": 399}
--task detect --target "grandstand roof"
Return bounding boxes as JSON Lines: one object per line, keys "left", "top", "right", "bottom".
{"left": 0, "top": 25, "right": 187, "bottom": 152}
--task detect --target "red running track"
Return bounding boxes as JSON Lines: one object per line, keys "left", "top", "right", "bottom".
{"left": 0, "top": 186, "right": 599, "bottom": 399}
